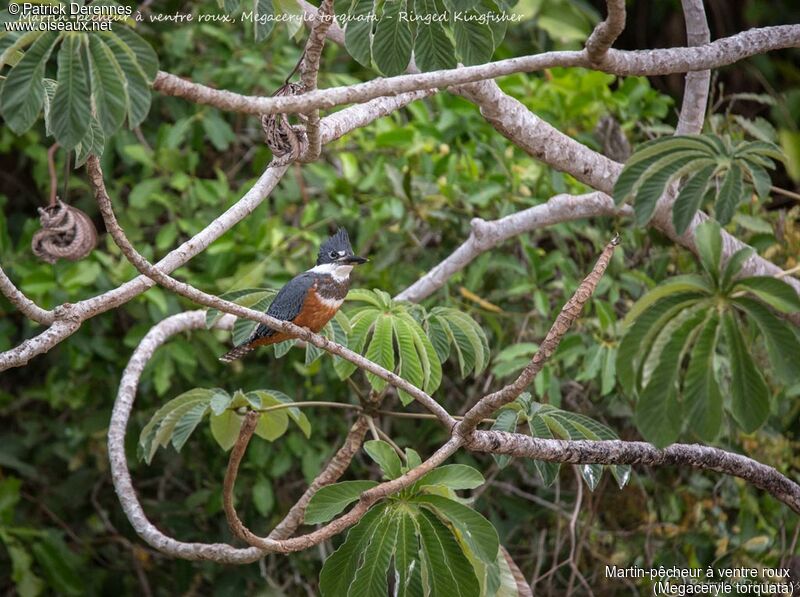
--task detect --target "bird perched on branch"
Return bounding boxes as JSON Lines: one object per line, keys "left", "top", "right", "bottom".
{"left": 219, "top": 228, "right": 367, "bottom": 363}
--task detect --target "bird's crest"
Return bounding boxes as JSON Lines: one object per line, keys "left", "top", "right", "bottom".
{"left": 317, "top": 228, "right": 354, "bottom": 265}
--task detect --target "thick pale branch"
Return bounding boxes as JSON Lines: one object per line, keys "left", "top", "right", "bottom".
{"left": 452, "top": 78, "right": 800, "bottom": 309}
{"left": 466, "top": 432, "right": 800, "bottom": 514}
{"left": 456, "top": 235, "right": 621, "bottom": 433}
{"left": 585, "top": 0, "right": 626, "bottom": 62}
{"left": 0, "top": 92, "right": 428, "bottom": 371}
{"left": 152, "top": 25, "right": 800, "bottom": 117}
{"left": 675, "top": 0, "right": 711, "bottom": 135}
{"left": 396, "top": 192, "right": 630, "bottom": 303}
{"left": 0, "top": 265, "right": 54, "bottom": 325}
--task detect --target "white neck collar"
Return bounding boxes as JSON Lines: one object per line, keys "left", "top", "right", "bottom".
{"left": 308, "top": 262, "right": 354, "bottom": 282}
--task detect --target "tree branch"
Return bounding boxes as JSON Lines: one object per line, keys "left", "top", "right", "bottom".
{"left": 465, "top": 432, "right": 800, "bottom": 514}
{"left": 0, "top": 264, "right": 54, "bottom": 325}
{"left": 298, "top": 0, "right": 335, "bottom": 161}
{"left": 675, "top": 0, "right": 711, "bottom": 135}
{"left": 585, "top": 0, "right": 626, "bottom": 62}
{"left": 395, "top": 192, "right": 630, "bottom": 303}
{"left": 151, "top": 25, "right": 800, "bottom": 116}
{"left": 455, "top": 235, "right": 620, "bottom": 433}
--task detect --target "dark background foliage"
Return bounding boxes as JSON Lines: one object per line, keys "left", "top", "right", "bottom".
{"left": 1, "top": 0, "right": 799, "bottom": 594}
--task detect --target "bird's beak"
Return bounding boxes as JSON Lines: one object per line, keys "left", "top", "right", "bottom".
{"left": 340, "top": 255, "right": 368, "bottom": 265}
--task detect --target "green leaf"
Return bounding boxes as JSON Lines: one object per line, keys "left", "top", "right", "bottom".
{"left": 683, "top": 314, "right": 722, "bottom": 441}
{"left": 112, "top": 25, "right": 158, "bottom": 81}
{"left": 634, "top": 152, "right": 702, "bottom": 226}
{"left": 622, "top": 275, "right": 711, "bottom": 326}
{"left": 395, "top": 510, "right": 424, "bottom": 597}
{"left": 139, "top": 388, "right": 217, "bottom": 463}
{"left": 734, "top": 297, "right": 800, "bottom": 385}
{"left": 372, "top": 0, "right": 412, "bottom": 75}
{"left": 73, "top": 113, "right": 105, "bottom": 166}
{"left": 364, "top": 440, "right": 403, "bottom": 480}
{"left": 100, "top": 30, "right": 151, "bottom": 127}
{"left": 417, "top": 508, "right": 480, "bottom": 597}
{"left": 335, "top": 309, "right": 379, "bottom": 379}
{"left": 348, "top": 510, "right": 399, "bottom": 597}
{"left": 527, "top": 413, "right": 560, "bottom": 486}
{"left": 415, "top": 494, "right": 499, "bottom": 564}
{"left": 453, "top": 16, "right": 494, "bottom": 65}
{"left": 252, "top": 476, "right": 275, "bottom": 516}
{"left": 741, "top": 160, "right": 772, "bottom": 199}
{"left": 305, "top": 480, "right": 379, "bottom": 524}
{"left": 636, "top": 311, "right": 707, "bottom": 447}
{"left": 617, "top": 293, "right": 705, "bottom": 393}
{"left": 415, "top": 464, "right": 485, "bottom": 491}
{"left": 87, "top": 35, "right": 127, "bottom": 133}
{"left": 0, "top": 30, "right": 41, "bottom": 70}
{"left": 734, "top": 277, "right": 800, "bottom": 314}
{"left": 672, "top": 164, "right": 714, "bottom": 234}
{"left": 720, "top": 248, "right": 754, "bottom": 291}
{"left": 365, "top": 314, "right": 395, "bottom": 391}
{"left": 694, "top": 220, "right": 722, "bottom": 282}
{"left": 490, "top": 408, "right": 520, "bottom": 469}
{"left": 0, "top": 30, "right": 60, "bottom": 134}
{"left": 0, "top": 531, "right": 44, "bottom": 597}
{"left": 413, "top": 0, "right": 456, "bottom": 71}
{"left": 722, "top": 312, "right": 770, "bottom": 432}
{"left": 319, "top": 503, "right": 389, "bottom": 597}
{"left": 253, "top": 0, "right": 275, "bottom": 41}
{"left": 393, "top": 317, "right": 425, "bottom": 405}
{"left": 344, "top": 0, "right": 375, "bottom": 67}
{"left": 714, "top": 163, "right": 744, "bottom": 225}
{"left": 427, "top": 316, "right": 451, "bottom": 363}
{"left": 210, "top": 409, "right": 243, "bottom": 451}
{"left": 30, "top": 533, "right": 83, "bottom": 596}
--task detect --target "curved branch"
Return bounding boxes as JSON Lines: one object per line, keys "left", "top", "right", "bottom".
{"left": 585, "top": 0, "right": 626, "bottom": 62}
{"left": 108, "top": 310, "right": 461, "bottom": 559}
{"left": 395, "top": 192, "right": 630, "bottom": 303}
{"left": 152, "top": 25, "right": 800, "bottom": 116}
{"left": 88, "top": 156, "right": 454, "bottom": 428}
{"left": 0, "top": 265, "right": 54, "bottom": 325}
{"left": 466, "top": 431, "right": 800, "bottom": 514}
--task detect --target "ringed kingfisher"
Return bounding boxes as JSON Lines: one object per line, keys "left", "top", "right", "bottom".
{"left": 219, "top": 228, "right": 367, "bottom": 362}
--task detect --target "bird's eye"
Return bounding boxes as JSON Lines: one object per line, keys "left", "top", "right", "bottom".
{"left": 329, "top": 251, "right": 337, "bottom": 258}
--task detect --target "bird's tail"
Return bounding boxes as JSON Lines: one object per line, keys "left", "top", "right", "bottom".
{"left": 219, "top": 342, "right": 256, "bottom": 363}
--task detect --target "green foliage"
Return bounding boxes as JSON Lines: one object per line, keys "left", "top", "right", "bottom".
{"left": 618, "top": 221, "right": 800, "bottom": 447}
{"left": 0, "top": 20, "right": 157, "bottom": 153}
{"left": 138, "top": 387, "right": 311, "bottom": 463}
{"left": 338, "top": 290, "right": 488, "bottom": 402}
{"left": 613, "top": 134, "right": 782, "bottom": 232}
{"left": 336, "top": 0, "right": 507, "bottom": 75}
{"left": 491, "top": 393, "right": 630, "bottom": 490}
{"left": 313, "top": 444, "right": 504, "bottom": 596}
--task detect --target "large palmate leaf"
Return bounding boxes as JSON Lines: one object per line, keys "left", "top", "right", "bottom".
{"left": 338, "top": 290, "right": 483, "bottom": 401}
{"left": 618, "top": 220, "right": 799, "bottom": 444}
{"left": 138, "top": 387, "right": 310, "bottom": 462}
{"left": 0, "top": 18, "right": 157, "bottom": 156}
{"left": 613, "top": 134, "right": 782, "bottom": 232}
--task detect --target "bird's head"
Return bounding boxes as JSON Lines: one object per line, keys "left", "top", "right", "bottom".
{"left": 316, "top": 228, "right": 368, "bottom": 267}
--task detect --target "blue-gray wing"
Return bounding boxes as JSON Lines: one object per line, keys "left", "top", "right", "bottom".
{"left": 250, "top": 273, "right": 315, "bottom": 340}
